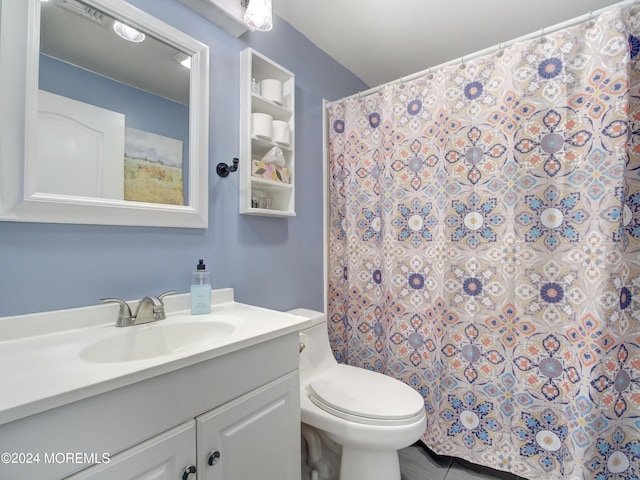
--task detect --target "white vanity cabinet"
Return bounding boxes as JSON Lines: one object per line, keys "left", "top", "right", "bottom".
{"left": 68, "top": 373, "right": 299, "bottom": 480}
{"left": 67, "top": 422, "right": 196, "bottom": 480}
{"left": 196, "top": 373, "right": 299, "bottom": 479}
{"left": 239, "top": 47, "right": 296, "bottom": 217}
{"left": 0, "top": 331, "right": 302, "bottom": 480}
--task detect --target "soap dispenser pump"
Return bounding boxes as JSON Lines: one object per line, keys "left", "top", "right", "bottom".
{"left": 191, "top": 259, "right": 211, "bottom": 315}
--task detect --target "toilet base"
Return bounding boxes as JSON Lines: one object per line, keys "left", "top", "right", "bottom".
{"left": 340, "top": 447, "right": 400, "bottom": 480}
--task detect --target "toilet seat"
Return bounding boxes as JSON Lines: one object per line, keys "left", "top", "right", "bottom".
{"left": 306, "top": 364, "right": 425, "bottom": 427}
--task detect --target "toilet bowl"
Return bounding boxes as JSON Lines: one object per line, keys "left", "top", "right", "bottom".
{"left": 289, "top": 308, "right": 427, "bottom": 480}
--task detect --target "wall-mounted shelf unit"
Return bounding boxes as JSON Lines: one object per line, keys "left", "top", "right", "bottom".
{"left": 240, "top": 48, "right": 295, "bottom": 217}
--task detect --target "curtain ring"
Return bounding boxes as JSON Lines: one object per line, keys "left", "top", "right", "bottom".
{"left": 459, "top": 56, "right": 466, "bottom": 70}
{"left": 585, "top": 11, "right": 595, "bottom": 29}
{"left": 427, "top": 67, "right": 434, "bottom": 80}
{"left": 398, "top": 77, "right": 405, "bottom": 89}
{"left": 539, "top": 27, "right": 547, "bottom": 43}
{"left": 496, "top": 42, "right": 504, "bottom": 57}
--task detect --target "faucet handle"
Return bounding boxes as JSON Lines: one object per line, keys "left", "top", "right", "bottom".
{"left": 158, "top": 290, "right": 177, "bottom": 303}
{"left": 100, "top": 298, "right": 134, "bottom": 327}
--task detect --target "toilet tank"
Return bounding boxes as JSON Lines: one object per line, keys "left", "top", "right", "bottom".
{"left": 288, "top": 308, "right": 337, "bottom": 379}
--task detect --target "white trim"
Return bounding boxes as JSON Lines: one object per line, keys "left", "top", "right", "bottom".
{"left": 326, "top": 0, "right": 638, "bottom": 106}
{"left": 0, "top": 0, "right": 210, "bottom": 228}
{"left": 322, "top": 99, "right": 329, "bottom": 315}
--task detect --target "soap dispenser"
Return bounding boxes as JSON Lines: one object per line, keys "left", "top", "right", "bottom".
{"left": 191, "top": 259, "right": 211, "bottom": 315}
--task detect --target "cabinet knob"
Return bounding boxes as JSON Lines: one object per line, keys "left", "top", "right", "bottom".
{"left": 207, "top": 450, "right": 221, "bottom": 466}
{"left": 181, "top": 465, "right": 196, "bottom": 480}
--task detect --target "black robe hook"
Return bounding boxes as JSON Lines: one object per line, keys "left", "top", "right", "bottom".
{"left": 217, "top": 157, "right": 239, "bottom": 177}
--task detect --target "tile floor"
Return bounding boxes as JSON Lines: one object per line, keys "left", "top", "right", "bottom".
{"left": 400, "top": 442, "right": 525, "bottom": 480}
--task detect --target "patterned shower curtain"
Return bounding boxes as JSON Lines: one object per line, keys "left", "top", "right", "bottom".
{"left": 327, "top": 5, "right": 640, "bottom": 479}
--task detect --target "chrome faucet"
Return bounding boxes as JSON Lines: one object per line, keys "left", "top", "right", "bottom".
{"left": 100, "top": 291, "right": 176, "bottom": 327}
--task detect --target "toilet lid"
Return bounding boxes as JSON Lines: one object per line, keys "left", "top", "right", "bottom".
{"left": 306, "top": 364, "right": 425, "bottom": 426}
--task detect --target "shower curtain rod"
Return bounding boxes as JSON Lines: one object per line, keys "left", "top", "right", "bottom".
{"left": 326, "top": 0, "right": 639, "bottom": 107}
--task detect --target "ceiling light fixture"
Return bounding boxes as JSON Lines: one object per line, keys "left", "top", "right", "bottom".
{"left": 113, "top": 21, "right": 145, "bottom": 43}
{"left": 242, "top": 0, "right": 272, "bottom": 32}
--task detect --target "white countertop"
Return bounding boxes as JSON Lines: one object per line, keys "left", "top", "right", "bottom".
{"left": 0, "top": 289, "right": 311, "bottom": 426}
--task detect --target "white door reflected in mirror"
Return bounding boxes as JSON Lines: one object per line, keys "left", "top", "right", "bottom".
{"left": 37, "top": 90, "right": 125, "bottom": 200}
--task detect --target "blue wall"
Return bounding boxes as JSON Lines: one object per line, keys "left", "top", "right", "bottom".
{"left": 39, "top": 54, "right": 190, "bottom": 145}
{"left": 0, "top": 0, "right": 367, "bottom": 317}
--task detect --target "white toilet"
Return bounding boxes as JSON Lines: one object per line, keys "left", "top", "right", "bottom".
{"left": 289, "top": 308, "right": 427, "bottom": 480}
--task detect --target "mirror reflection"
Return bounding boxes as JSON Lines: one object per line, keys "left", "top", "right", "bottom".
{"left": 38, "top": 0, "right": 191, "bottom": 206}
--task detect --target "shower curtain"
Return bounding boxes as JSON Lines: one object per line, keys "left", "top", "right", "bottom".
{"left": 327, "top": 5, "right": 640, "bottom": 479}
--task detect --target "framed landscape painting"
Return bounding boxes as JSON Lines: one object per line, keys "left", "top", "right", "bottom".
{"left": 124, "top": 127, "right": 184, "bottom": 205}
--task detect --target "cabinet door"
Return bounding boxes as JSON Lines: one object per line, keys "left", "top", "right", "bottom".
{"left": 197, "top": 372, "right": 300, "bottom": 480}
{"left": 66, "top": 421, "right": 196, "bottom": 480}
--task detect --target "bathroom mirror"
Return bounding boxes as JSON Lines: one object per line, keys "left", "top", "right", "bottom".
{"left": 0, "top": 0, "right": 209, "bottom": 228}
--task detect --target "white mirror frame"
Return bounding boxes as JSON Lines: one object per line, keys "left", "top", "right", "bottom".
{"left": 0, "top": 0, "right": 210, "bottom": 228}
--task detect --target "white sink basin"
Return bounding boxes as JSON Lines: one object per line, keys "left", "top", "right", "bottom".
{"left": 79, "top": 320, "right": 235, "bottom": 363}
{"left": 0, "top": 289, "right": 314, "bottom": 427}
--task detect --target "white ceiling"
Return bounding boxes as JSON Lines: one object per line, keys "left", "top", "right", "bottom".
{"left": 272, "top": 0, "right": 622, "bottom": 87}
